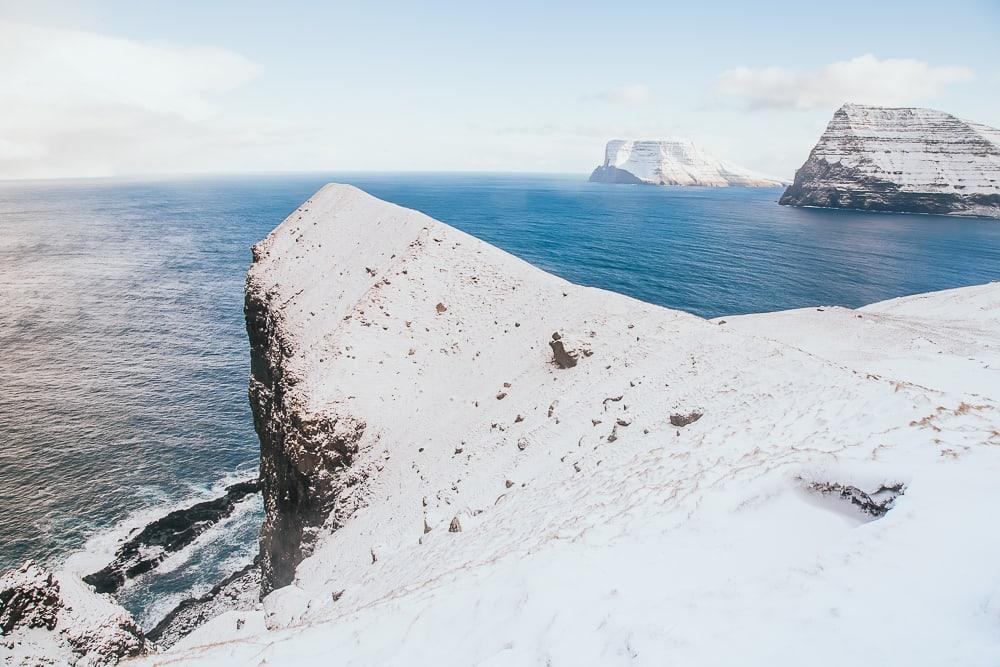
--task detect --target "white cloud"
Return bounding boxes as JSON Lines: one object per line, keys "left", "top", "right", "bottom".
{"left": 591, "top": 84, "right": 651, "bottom": 105}
{"left": 713, "top": 54, "right": 975, "bottom": 110}
{"left": 494, "top": 120, "right": 682, "bottom": 140}
{"left": 0, "top": 19, "right": 265, "bottom": 179}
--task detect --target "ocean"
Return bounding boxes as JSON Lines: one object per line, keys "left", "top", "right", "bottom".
{"left": 2, "top": 172, "right": 999, "bottom": 625}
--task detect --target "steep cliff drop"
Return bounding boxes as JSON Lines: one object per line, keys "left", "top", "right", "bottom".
{"left": 589, "top": 139, "right": 786, "bottom": 186}
{"left": 245, "top": 196, "right": 376, "bottom": 596}
{"left": 245, "top": 294, "right": 365, "bottom": 596}
{"left": 7, "top": 185, "right": 1000, "bottom": 665}
{"left": 780, "top": 103, "right": 1000, "bottom": 218}
{"left": 157, "top": 183, "right": 1000, "bottom": 666}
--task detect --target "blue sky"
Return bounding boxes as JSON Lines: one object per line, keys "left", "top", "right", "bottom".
{"left": 1, "top": 0, "right": 998, "bottom": 179}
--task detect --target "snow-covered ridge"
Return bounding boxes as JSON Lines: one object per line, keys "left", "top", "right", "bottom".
{"left": 780, "top": 103, "right": 1000, "bottom": 217}
{"left": 6, "top": 186, "right": 999, "bottom": 665}
{"left": 590, "top": 139, "right": 786, "bottom": 187}
{"left": 143, "top": 185, "right": 998, "bottom": 666}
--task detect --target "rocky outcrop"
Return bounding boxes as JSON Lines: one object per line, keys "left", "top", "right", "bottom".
{"left": 0, "top": 562, "right": 145, "bottom": 666}
{"left": 780, "top": 103, "right": 1000, "bottom": 218}
{"left": 809, "top": 482, "right": 905, "bottom": 518}
{"left": 146, "top": 559, "right": 260, "bottom": 649}
{"left": 83, "top": 480, "right": 260, "bottom": 594}
{"left": 589, "top": 139, "right": 785, "bottom": 187}
{"left": 0, "top": 562, "right": 60, "bottom": 635}
{"left": 587, "top": 165, "right": 645, "bottom": 184}
{"left": 548, "top": 332, "right": 579, "bottom": 368}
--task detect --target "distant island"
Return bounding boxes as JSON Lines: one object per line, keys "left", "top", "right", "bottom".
{"left": 780, "top": 104, "right": 1000, "bottom": 218}
{"left": 589, "top": 139, "right": 786, "bottom": 187}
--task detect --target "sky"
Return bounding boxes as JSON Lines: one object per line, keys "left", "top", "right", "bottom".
{"left": 1, "top": 0, "right": 998, "bottom": 180}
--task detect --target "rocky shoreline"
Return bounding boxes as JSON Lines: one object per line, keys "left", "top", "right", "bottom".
{"left": 0, "top": 480, "right": 262, "bottom": 665}
{"left": 145, "top": 558, "right": 261, "bottom": 649}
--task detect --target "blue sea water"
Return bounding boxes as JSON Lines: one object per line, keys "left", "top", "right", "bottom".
{"left": 1, "top": 172, "right": 999, "bottom": 624}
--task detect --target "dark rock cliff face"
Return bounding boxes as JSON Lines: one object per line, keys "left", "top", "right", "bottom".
{"left": 779, "top": 157, "right": 1000, "bottom": 216}
{"left": 245, "top": 255, "right": 367, "bottom": 596}
{"left": 588, "top": 165, "right": 646, "bottom": 184}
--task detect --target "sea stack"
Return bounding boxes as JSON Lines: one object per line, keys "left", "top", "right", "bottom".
{"left": 780, "top": 103, "right": 1000, "bottom": 218}
{"left": 589, "top": 139, "right": 785, "bottom": 187}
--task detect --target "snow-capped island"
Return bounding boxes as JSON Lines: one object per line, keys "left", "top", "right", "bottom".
{"left": 4, "top": 185, "right": 999, "bottom": 666}
{"left": 589, "top": 139, "right": 786, "bottom": 187}
{"left": 780, "top": 103, "right": 1000, "bottom": 218}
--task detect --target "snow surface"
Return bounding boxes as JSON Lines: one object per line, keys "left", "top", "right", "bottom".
{"left": 599, "top": 139, "right": 786, "bottom": 187}
{"left": 120, "top": 186, "right": 1000, "bottom": 665}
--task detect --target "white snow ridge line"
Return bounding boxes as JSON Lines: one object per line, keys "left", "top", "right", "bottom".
{"left": 6, "top": 184, "right": 1000, "bottom": 666}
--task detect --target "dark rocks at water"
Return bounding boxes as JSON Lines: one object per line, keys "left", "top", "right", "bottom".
{"left": 588, "top": 165, "right": 646, "bottom": 184}
{"left": 83, "top": 479, "right": 261, "bottom": 594}
{"left": 810, "top": 482, "right": 905, "bottom": 518}
{"left": 669, "top": 411, "right": 702, "bottom": 427}
{"left": 146, "top": 558, "right": 261, "bottom": 649}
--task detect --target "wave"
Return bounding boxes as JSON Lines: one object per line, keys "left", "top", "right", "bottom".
{"left": 60, "top": 466, "right": 263, "bottom": 630}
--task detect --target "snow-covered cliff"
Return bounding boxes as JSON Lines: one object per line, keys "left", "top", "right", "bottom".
{"left": 589, "top": 139, "right": 786, "bottom": 187}
{"left": 780, "top": 104, "right": 1000, "bottom": 218}
{"left": 136, "top": 185, "right": 1000, "bottom": 666}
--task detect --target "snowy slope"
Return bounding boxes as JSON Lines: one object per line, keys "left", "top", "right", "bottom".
{"left": 590, "top": 139, "right": 786, "bottom": 187}
{"left": 780, "top": 104, "right": 1000, "bottom": 217}
{"left": 718, "top": 283, "right": 1000, "bottom": 397}
{"left": 132, "top": 185, "right": 1000, "bottom": 666}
